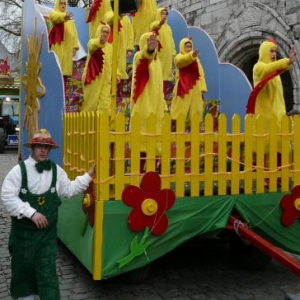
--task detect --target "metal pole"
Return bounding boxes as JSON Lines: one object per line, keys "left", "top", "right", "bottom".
{"left": 110, "top": 0, "right": 119, "bottom": 120}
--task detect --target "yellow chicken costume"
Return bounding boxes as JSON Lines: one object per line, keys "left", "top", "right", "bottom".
{"left": 247, "top": 40, "right": 290, "bottom": 132}
{"left": 246, "top": 39, "right": 293, "bottom": 158}
{"left": 86, "top": 0, "right": 112, "bottom": 38}
{"left": 105, "top": 11, "right": 134, "bottom": 79}
{"left": 246, "top": 39, "right": 293, "bottom": 183}
{"left": 150, "top": 7, "right": 176, "bottom": 81}
{"left": 132, "top": 0, "right": 157, "bottom": 46}
{"left": 130, "top": 32, "right": 167, "bottom": 155}
{"left": 81, "top": 23, "right": 113, "bottom": 113}
{"left": 171, "top": 38, "right": 207, "bottom": 122}
{"left": 49, "top": 0, "right": 79, "bottom": 76}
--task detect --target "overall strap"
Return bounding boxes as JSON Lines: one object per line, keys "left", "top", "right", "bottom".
{"left": 50, "top": 161, "right": 57, "bottom": 187}
{"left": 18, "top": 161, "right": 28, "bottom": 189}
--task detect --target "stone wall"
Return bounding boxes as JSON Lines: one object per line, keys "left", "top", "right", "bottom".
{"left": 158, "top": 0, "right": 300, "bottom": 111}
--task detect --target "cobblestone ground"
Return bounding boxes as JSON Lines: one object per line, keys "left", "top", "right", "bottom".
{"left": 1, "top": 150, "right": 300, "bottom": 300}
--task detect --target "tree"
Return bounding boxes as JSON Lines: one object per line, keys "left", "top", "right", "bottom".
{"left": 0, "top": 0, "right": 91, "bottom": 55}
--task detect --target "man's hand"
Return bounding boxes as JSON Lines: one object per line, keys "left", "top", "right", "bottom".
{"left": 64, "top": 12, "right": 73, "bottom": 21}
{"left": 159, "top": 19, "right": 165, "bottom": 26}
{"left": 288, "top": 45, "right": 297, "bottom": 65}
{"left": 88, "top": 164, "right": 96, "bottom": 178}
{"left": 147, "top": 35, "right": 158, "bottom": 52}
{"left": 31, "top": 212, "right": 48, "bottom": 229}
{"left": 192, "top": 50, "right": 199, "bottom": 58}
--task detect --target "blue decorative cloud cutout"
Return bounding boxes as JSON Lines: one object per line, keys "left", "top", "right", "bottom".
{"left": 19, "top": 1, "right": 252, "bottom": 166}
{"left": 20, "top": 0, "right": 88, "bottom": 165}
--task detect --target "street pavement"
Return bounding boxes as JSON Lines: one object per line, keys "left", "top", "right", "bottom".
{"left": 1, "top": 150, "right": 300, "bottom": 300}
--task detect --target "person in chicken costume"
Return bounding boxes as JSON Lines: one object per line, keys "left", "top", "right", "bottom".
{"left": 150, "top": 7, "right": 176, "bottom": 96}
{"left": 247, "top": 40, "right": 296, "bottom": 130}
{"left": 86, "top": 0, "right": 112, "bottom": 39}
{"left": 105, "top": 11, "right": 134, "bottom": 80}
{"left": 81, "top": 23, "right": 113, "bottom": 113}
{"left": 48, "top": 0, "right": 79, "bottom": 81}
{"left": 171, "top": 38, "right": 207, "bottom": 123}
{"left": 132, "top": 0, "right": 157, "bottom": 47}
{"left": 130, "top": 32, "right": 167, "bottom": 171}
{"left": 246, "top": 40, "right": 296, "bottom": 172}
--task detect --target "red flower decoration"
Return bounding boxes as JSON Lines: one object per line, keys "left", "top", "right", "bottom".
{"left": 280, "top": 185, "right": 300, "bottom": 226}
{"left": 122, "top": 171, "right": 175, "bottom": 236}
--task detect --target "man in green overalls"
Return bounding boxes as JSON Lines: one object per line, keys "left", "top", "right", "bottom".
{"left": 1, "top": 129, "right": 95, "bottom": 300}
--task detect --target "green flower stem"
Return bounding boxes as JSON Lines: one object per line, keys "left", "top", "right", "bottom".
{"left": 117, "top": 227, "right": 150, "bottom": 268}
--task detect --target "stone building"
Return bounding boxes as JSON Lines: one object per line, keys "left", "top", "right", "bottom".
{"left": 157, "top": 0, "right": 300, "bottom": 112}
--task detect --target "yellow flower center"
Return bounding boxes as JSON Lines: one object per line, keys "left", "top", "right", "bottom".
{"left": 83, "top": 194, "right": 91, "bottom": 208}
{"left": 294, "top": 198, "right": 300, "bottom": 211}
{"left": 37, "top": 197, "right": 46, "bottom": 206}
{"left": 141, "top": 198, "right": 158, "bottom": 216}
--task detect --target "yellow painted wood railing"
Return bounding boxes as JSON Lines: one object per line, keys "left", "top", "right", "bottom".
{"left": 63, "top": 112, "right": 300, "bottom": 200}
{"left": 63, "top": 111, "right": 300, "bottom": 280}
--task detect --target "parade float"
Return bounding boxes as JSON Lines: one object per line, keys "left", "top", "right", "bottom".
{"left": 18, "top": 0, "right": 300, "bottom": 282}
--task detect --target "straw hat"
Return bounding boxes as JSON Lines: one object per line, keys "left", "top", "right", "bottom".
{"left": 24, "top": 129, "right": 59, "bottom": 149}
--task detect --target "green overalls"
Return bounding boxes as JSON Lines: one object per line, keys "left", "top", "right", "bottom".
{"left": 9, "top": 161, "right": 62, "bottom": 300}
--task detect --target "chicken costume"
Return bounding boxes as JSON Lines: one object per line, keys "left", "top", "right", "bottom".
{"left": 105, "top": 11, "right": 134, "bottom": 79}
{"left": 81, "top": 23, "right": 113, "bottom": 113}
{"left": 48, "top": 0, "right": 79, "bottom": 76}
{"left": 130, "top": 32, "right": 167, "bottom": 155}
{"left": 171, "top": 38, "right": 207, "bottom": 122}
{"left": 150, "top": 7, "right": 176, "bottom": 81}
{"left": 246, "top": 40, "right": 290, "bottom": 139}
{"left": 132, "top": 0, "right": 157, "bottom": 46}
{"left": 86, "top": 0, "right": 111, "bottom": 38}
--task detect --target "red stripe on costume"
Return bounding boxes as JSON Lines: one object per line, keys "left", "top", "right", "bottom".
{"left": 48, "top": 23, "right": 64, "bottom": 47}
{"left": 132, "top": 58, "right": 150, "bottom": 103}
{"left": 108, "top": 21, "right": 123, "bottom": 43}
{"left": 246, "top": 69, "right": 284, "bottom": 114}
{"left": 157, "top": 40, "right": 162, "bottom": 51}
{"left": 177, "top": 60, "right": 200, "bottom": 98}
{"left": 84, "top": 48, "right": 104, "bottom": 85}
{"left": 86, "top": 0, "right": 103, "bottom": 23}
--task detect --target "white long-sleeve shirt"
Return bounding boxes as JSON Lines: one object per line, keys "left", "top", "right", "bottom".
{"left": 1, "top": 156, "right": 92, "bottom": 219}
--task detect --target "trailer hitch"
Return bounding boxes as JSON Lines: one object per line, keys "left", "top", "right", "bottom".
{"left": 227, "top": 215, "right": 300, "bottom": 277}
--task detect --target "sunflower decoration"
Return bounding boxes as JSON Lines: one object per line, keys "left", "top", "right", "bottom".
{"left": 22, "top": 18, "right": 46, "bottom": 141}
{"left": 37, "top": 197, "right": 46, "bottom": 206}
{"left": 82, "top": 180, "right": 95, "bottom": 227}
{"left": 118, "top": 171, "right": 175, "bottom": 268}
{"left": 280, "top": 185, "right": 300, "bottom": 226}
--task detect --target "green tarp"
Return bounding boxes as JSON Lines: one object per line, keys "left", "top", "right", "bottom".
{"left": 57, "top": 192, "right": 300, "bottom": 279}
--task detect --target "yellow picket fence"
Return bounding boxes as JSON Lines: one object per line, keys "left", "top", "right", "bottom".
{"left": 63, "top": 112, "right": 300, "bottom": 200}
